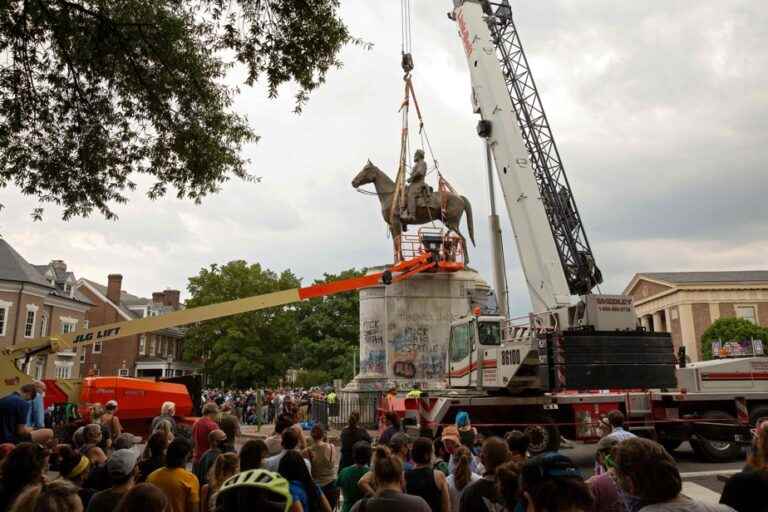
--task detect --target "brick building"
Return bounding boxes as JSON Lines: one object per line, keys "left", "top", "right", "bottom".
{"left": 76, "top": 276, "right": 199, "bottom": 377}
{"left": 0, "top": 240, "right": 92, "bottom": 379}
{"left": 624, "top": 271, "right": 768, "bottom": 361}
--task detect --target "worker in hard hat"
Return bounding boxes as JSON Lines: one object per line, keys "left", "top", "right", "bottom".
{"left": 406, "top": 382, "right": 422, "bottom": 399}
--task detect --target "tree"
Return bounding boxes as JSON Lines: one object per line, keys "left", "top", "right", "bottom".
{"left": 700, "top": 317, "right": 768, "bottom": 360}
{"left": 183, "top": 260, "right": 300, "bottom": 387}
{"left": 292, "top": 268, "right": 364, "bottom": 382}
{"left": 0, "top": 0, "right": 363, "bottom": 219}
{"left": 295, "top": 369, "right": 332, "bottom": 389}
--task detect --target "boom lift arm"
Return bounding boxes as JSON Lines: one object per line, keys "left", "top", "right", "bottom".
{"left": 1, "top": 245, "right": 456, "bottom": 394}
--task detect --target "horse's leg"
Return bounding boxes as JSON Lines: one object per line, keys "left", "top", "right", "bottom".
{"left": 391, "top": 223, "right": 402, "bottom": 262}
{"left": 446, "top": 219, "right": 469, "bottom": 264}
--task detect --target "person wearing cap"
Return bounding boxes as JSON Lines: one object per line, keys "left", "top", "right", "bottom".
{"left": 455, "top": 411, "right": 478, "bottom": 452}
{"left": 194, "top": 429, "right": 228, "bottom": 486}
{"left": 85, "top": 449, "right": 139, "bottom": 512}
{"left": 585, "top": 436, "right": 623, "bottom": 512}
{"left": 406, "top": 383, "right": 423, "bottom": 399}
{"left": 113, "top": 432, "right": 141, "bottom": 451}
{"left": 443, "top": 425, "right": 482, "bottom": 475}
{"left": 519, "top": 453, "right": 593, "bottom": 512}
{"left": 99, "top": 400, "right": 123, "bottom": 442}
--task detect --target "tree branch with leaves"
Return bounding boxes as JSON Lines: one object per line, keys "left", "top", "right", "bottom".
{"left": 0, "top": 0, "right": 366, "bottom": 219}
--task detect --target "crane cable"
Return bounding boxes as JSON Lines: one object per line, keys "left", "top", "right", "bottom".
{"left": 392, "top": 0, "right": 454, "bottom": 228}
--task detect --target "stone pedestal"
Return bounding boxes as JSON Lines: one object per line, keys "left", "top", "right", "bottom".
{"left": 346, "top": 266, "right": 495, "bottom": 392}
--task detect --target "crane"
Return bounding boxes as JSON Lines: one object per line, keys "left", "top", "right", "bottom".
{"left": 454, "top": 0, "right": 601, "bottom": 318}
{"left": 446, "top": 0, "right": 676, "bottom": 392}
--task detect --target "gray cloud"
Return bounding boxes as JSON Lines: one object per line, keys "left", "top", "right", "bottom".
{"left": 1, "top": 1, "right": 765, "bottom": 318}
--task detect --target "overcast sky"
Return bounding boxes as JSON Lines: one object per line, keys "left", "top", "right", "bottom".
{"left": 2, "top": 1, "right": 767, "bottom": 315}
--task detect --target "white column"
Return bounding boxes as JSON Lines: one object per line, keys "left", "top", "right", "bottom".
{"left": 709, "top": 302, "right": 720, "bottom": 323}
{"left": 640, "top": 315, "right": 650, "bottom": 330}
{"left": 652, "top": 311, "right": 663, "bottom": 332}
{"left": 678, "top": 304, "right": 699, "bottom": 361}
{"left": 663, "top": 308, "right": 672, "bottom": 332}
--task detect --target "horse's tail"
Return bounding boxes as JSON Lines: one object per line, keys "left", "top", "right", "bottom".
{"left": 462, "top": 195, "right": 476, "bottom": 247}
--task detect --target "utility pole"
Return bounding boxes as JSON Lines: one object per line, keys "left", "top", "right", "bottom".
{"left": 484, "top": 140, "right": 509, "bottom": 317}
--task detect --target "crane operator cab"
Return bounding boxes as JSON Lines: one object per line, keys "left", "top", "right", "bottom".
{"left": 448, "top": 314, "right": 546, "bottom": 392}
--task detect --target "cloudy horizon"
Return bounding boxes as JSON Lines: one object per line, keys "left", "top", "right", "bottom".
{"left": 2, "top": 1, "right": 766, "bottom": 315}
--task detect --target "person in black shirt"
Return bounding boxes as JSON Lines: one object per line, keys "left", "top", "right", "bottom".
{"left": 720, "top": 469, "right": 768, "bottom": 512}
{"left": 459, "top": 437, "right": 510, "bottom": 512}
{"left": 405, "top": 437, "right": 451, "bottom": 512}
{"left": 138, "top": 432, "right": 168, "bottom": 483}
{"left": 519, "top": 453, "right": 592, "bottom": 512}
{"left": 378, "top": 412, "right": 401, "bottom": 447}
{"left": 340, "top": 412, "right": 372, "bottom": 471}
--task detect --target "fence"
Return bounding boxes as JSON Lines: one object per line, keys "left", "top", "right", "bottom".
{"left": 310, "top": 391, "right": 383, "bottom": 431}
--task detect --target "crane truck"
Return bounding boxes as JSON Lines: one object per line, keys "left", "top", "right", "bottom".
{"left": 406, "top": 0, "right": 764, "bottom": 462}
{"left": 1, "top": 0, "right": 762, "bottom": 462}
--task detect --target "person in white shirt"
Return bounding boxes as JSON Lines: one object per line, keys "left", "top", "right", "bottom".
{"left": 264, "top": 427, "right": 312, "bottom": 475}
{"left": 445, "top": 446, "right": 481, "bottom": 512}
{"left": 604, "top": 410, "right": 637, "bottom": 442}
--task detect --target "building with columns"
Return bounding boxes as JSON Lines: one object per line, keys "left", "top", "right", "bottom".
{"left": 624, "top": 271, "right": 768, "bottom": 361}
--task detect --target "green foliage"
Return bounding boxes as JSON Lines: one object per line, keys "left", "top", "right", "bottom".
{"left": 294, "top": 369, "right": 332, "bottom": 389}
{"left": 184, "top": 263, "right": 363, "bottom": 387}
{"left": 700, "top": 317, "right": 768, "bottom": 360}
{"left": 0, "top": 0, "right": 363, "bottom": 219}
{"left": 292, "top": 269, "right": 365, "bottom": 383}
{"left": 183, "top": 260, "right": 301, "bottom": 387}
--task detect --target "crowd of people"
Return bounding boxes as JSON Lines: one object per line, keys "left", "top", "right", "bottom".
{"left": 2, "top": 380, "right": 768, "bottom": 512}
{"left": 201, "top": 387, "right": 337, "bottom": 426}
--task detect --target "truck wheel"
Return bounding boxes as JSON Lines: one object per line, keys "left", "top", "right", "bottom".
{"left": 524, "top": 414, "right": 560, "bottom": 454}
{"left": 749, "top": 405, "right": 768, "bottom": 427}
{"left": 690, "top": 411, "right": 743, "bottom": 462}
{"left": 661, "top": 440, "right": 682, "bottom": 454}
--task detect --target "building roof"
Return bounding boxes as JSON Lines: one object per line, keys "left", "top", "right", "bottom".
{"left": 637, "top": 271, "right": 768, "bottom": 285}
{"left": 0, "top": 240, "right": 92, "bottom": 305}
{"left": 80, "top": 278, "right": 184, "bottom": 336}
{"left": 80, "top": 278, "right": 141, "bottom": 319}
{"left": 0, "top": 239, "right": 55, "bottom": 287}
{"left": 31, "top": 263, "right": 92, "bottom": 304}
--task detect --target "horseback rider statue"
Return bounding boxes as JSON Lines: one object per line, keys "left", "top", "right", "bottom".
{"left": 400, "top": 149, "right": 428, "bottom": 223}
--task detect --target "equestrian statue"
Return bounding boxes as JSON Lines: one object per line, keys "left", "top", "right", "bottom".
{"left": 352, "top": 157, "right": 475, "bottom": 262}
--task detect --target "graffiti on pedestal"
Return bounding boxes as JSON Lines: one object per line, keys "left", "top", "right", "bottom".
{"left": 390, "top": 325, "right": 446, "bottom": 380}
{"left": 361, "top": 349, "right": 385, "bottom": 375}
{"left": 362, "top": 319, "right": 384, "bottom": 346}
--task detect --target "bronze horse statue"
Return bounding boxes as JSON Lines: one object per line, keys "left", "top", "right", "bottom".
{"left": 352, "top": 160, "right": 475, "bottom": 261}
